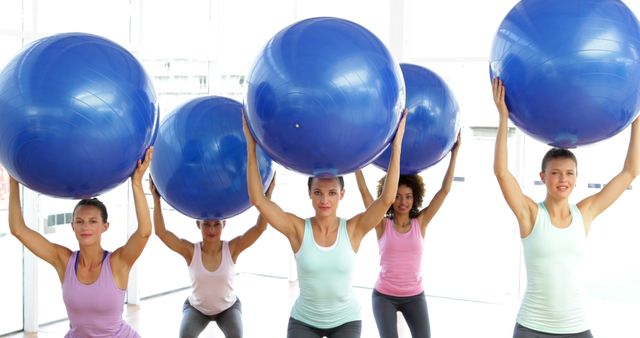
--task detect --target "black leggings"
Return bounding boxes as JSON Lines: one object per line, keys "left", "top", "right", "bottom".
{"left": 513, "top": 323, "right": 594, "bottom": 338}
{"left": 372, "top": 289, "right": 430, "bottom": 338}
{"left": 287, "top": 317, "right": 362, "bottom": 338}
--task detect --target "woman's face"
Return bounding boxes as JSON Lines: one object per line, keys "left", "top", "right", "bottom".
{"left": 540, "top": 157, "right": 577, "bottom": 199}
{"left": 71, "top": 205, "right": 108, "bottom": 245}
{"left": 198, "top": 219, "right": 225, "bottom": 242}
{"left": 393, "top": 184, "right": 414, "bottom": 215}
{"left": 309, "top": 177, "right": 344, "bottom": 217}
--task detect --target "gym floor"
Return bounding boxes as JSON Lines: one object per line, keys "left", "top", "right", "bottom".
{"left": 3, "top": 272, "right": 636, "bottom": 338}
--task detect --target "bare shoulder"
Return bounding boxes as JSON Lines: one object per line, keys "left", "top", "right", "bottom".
{"left": 55, "top": 245, "right": 73, "bottom": 268}
{"left": 346, "top": 211, "right": 364, "bottom": 224}
{"left": 285, "top": 212, "right": 306, "bottom": 239}
{"left": 346, "top": 212, "right": 371, "bottom": 235}
{"left": 517, "top": 195, "right": 539, "bottom": 222}
{"left": 109, "top": 244, "right": 136, "bottom": 269}
{"left": 518, "top": 199, "right": 540, "bottom": 237}
{"left": 346, "top": 213, "right": 361, "bottom": 229}
{"left": 287, "top": 212, "right": 305, "bottom": 228}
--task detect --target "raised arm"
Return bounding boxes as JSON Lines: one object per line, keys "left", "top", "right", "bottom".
{"left": 417, "top": 131, "right": 461, "bottom": 233}
{"left": 149, "top": 175, "right": 194, "bottom": 264}
{"left": 578, "top": 117, "right": 640, "bottom": 231}
{"left": 354, "top": 170, "right": 374, "bottom": 208}
{"left": 243, "top": 114, "right": 304, "bottom": 252}
{"left": 230, "top": 173, "right": 276, "bottom": 262}
{"left": 112, "top": 147, "right": 153, "bottom": 274}
{"left": 8, "top": 176, "right": 71, "bottom": 281}
{"left": 349, "top": 111, "right": 407, "bottom": 243}
{"left": 354, "top": 169, "right": 386, "bottom": 238}
{"left": 492, "top": 78, "right": 537, "bottom": 237}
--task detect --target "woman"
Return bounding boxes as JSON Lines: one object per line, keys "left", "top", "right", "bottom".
{"left": 243, "top": 112, "right": 406, "bottom": 338}
{"left": 149, "top": 175, "right": 275, "bottom": 338}
{"left": 354, "top": 131, "right": 460, "bottom": 338}
{"left": 8, "top": 147, "right": 154, "bottom": 338}
{"left": 493, "top": 77, "right": 639, "bottom": 338}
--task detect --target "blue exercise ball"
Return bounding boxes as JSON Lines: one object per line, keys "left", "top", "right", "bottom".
{"left": 373, "top": 64, "right": 459, "bottom": 174}
{"left": 151, "top": 96, "right": 274, "bottom": 220}
{"left": 246, "top": 17, "right": 404, "bottom": 176}
{"left": 0, "top": 33, "right": 158, "bottom": 198}
{"left": 490, "top": 0, "right": 640, "bottom": 147}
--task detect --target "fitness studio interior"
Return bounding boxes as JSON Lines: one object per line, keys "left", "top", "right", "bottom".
{"left": 1, "top": 0, "right": 639, "bottom": 337}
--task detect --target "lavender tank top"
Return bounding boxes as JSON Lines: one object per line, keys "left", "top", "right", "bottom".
{"left": 62, "top": 251, "right": 139, "bottom": 338}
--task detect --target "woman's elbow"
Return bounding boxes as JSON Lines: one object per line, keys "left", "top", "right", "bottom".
{"left": 494, "top": 167, "right": 508, "bottom": 179}
{"left": 380, "top": 194, "right": 395, "bottom": 206}
{"left": 247, "top": 188, "right": 264, "bottom": 205}
{"left": 251, "top": 196, "right": 269, "bottom": 212}
{"left": 248, "top": 194, "right": 259, "bottom": 206}
{"left": 139, "top": 225, "right": 152, "bottom": 239}
{"left": 9, "top": 225, "right": 23, "bottom": 238}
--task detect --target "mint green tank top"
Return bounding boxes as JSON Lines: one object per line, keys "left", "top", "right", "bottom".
{"left": 290, "top": 218, "right": 361, "bottom": 328}
{"left": 517, "top": 202, "right": 589, "bottom": 333}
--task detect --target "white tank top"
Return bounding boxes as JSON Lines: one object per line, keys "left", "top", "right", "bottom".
{"left": 517, "top": 202, "right": 589, "bottom": 333}
{"left": 187, "top": 241, "right": 237, "bottom": 315}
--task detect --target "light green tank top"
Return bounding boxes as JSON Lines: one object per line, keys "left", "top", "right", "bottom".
{"left": 290, "top": 218, "right": 360, "bottom": 328}
{"left": 517, "top": 202, "right": 589, "bottom": 333}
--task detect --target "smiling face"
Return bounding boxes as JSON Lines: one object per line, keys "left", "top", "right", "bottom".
{"left": 392, "top": 184, "right": 414, "bottom": 216}
{"left": 377, "top": 174, "right": 425, "bottom": 218}
{"left": 308, "top": 177, "right": 345, "bottom": 217}
{"left": 197, "top": 219, "right": 225, "bottom": 243}
{"left": 71, "top": 205, "right": 108, "bottom": 246}
{"left": 540, "top": 157, "right": 577, "bottom": 199}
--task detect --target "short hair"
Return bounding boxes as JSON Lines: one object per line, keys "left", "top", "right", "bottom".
{"left": 307, "top": 176, "right": 345, "bottom": 191}
{"left": 376, "top": 174, "right": 425, "bottom": 219}
{"left": 541, "top": 147, "right": 578, "bottom": 172}
{"left": 73, "top": 198, "right": 108, "bottom": 223}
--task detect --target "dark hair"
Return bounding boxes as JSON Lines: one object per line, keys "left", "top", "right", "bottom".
{"left": 541, "top": 147, "right": 577, "bottom": 172}
{"left": 197, "top": 219, "right": 225, "bottom": 226}
{"left": 307, "top": 176, "right": 345, "bottom": 191}
{"left": 73, "top": 198, "right": 108, "bottom": 223}
{"left": 376, "top": 174, "right": 425, "bottom": 219}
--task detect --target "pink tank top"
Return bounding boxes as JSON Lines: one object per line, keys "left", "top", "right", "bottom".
{"left": 188, "top": 241, "right": 237, "bottom": 315}
{"left": 62, "top": 251, "right": 139, "bottom": 338}
{"left": 374, "top": 218, "right": 424, "bottom": 297}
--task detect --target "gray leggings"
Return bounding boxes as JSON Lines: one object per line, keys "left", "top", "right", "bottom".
{"left": 287, "top": 317, "right": 362, "bottom": 338}
{"left": 372, "top": 289, "right": 430, "bottom": 338}
{"left": 513, "top": 323, "right": 594, "bottom": 338}
{"left": 179, "top": 297, "right": 242, "bottom": 338}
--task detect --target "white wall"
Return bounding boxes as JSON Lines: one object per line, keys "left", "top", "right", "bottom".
{"left": 1, "top": 0, "right": 640, "bottom": 336}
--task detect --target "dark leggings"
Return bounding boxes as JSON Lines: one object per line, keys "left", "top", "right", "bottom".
{"left": 513, "top": 323, "right": 594, "bottom": 338}
{"left": 372, "top": 289, "right": 430, "bottom": 338}
{"left": 179, "top": 297, "right": 243, "bottom": 338}
{"left": 287, "top": 317, "right": 362, "bottom": 338}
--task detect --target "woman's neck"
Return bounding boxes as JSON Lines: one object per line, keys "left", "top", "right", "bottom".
{"left": 78, "top": 245, "right": 105, "bottom": 266}
{"left": 312, "top": 215, "right": 339, "bottom": 231}
{"left": 393, "top": 213, "right": 411, "bottom": 225}
{"left": 201, "top": 239, "right": 222, "bottom": 254}
{"left": 543, "top": 197, "right": 570, "bottom": 215}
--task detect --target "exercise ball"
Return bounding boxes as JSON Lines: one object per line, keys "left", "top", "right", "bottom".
{"left": 0, "top": 33, "right": 158, "bottom": 198}
{"left": 246, "top": 17, "right": 404, "bottom": 176}
{"left": 373, "top": 64, "right": 459, "bottom": 174}
{"left": 151, "top": 96, "right": 274, "bottom": 220}
{"left": 490, "top": 0, "right": 640, "bottom": 147}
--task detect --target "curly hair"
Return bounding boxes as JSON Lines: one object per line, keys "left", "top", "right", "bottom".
{"left": 376, "top": 174, "right": 425, "bottom": 219}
